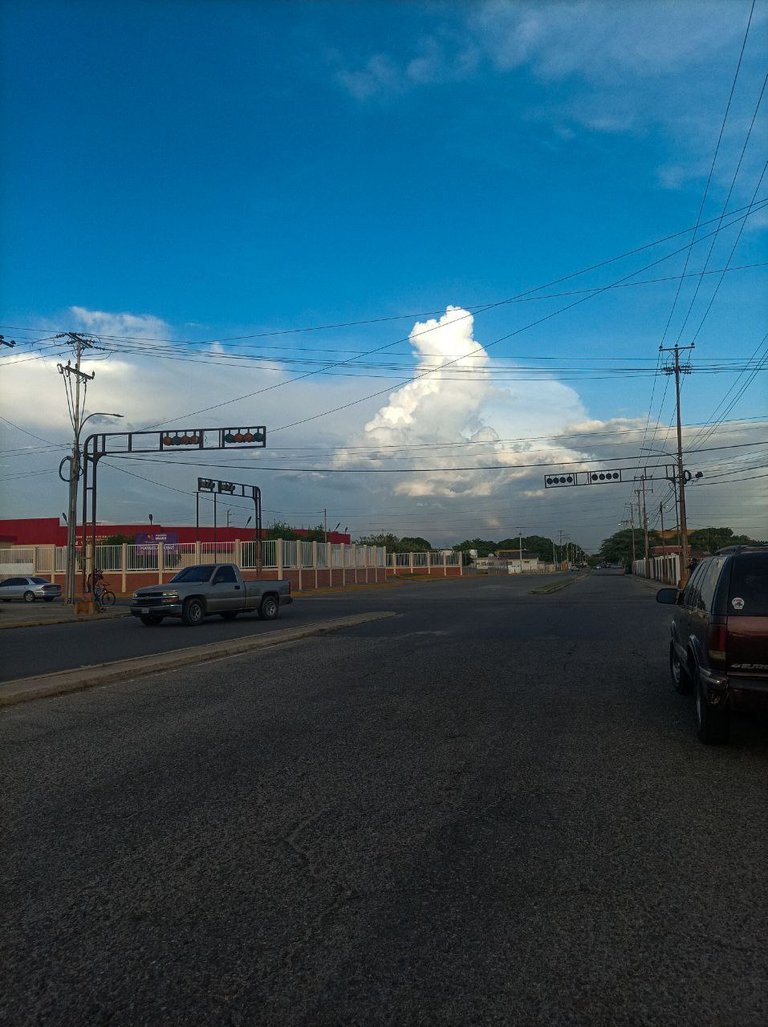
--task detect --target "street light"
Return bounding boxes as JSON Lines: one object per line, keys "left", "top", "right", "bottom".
{"left": 63, "top": 411, "right": 123, "bottom": 604}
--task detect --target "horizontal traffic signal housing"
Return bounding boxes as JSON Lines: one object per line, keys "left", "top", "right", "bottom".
{"left": 544, "top": 474, "right": 576, "bottom": 487}
{"left": 162, "top": 431, "right": 202, "bottom": 447}
{"left": 222, "top": 427, "right": 266, "bottom": 445}
{"left": 544, "top": 468, "right": 625, "bottom": 488}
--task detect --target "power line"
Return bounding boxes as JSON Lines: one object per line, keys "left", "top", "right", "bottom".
{"left": 92, "top": 437, "right": 768, "bottom": 476}
{"left": 2, "top": 201, "right": 766, "bottom": 346}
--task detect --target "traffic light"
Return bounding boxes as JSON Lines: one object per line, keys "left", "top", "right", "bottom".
{"left": 588, "top": 470, "right": 622, "bottom": 483}
{"left": 162, "top": 430, "right": 202, "bottom": 447}
{"left": 222, "top": 426, "right": 266, "bottom": 445}
{"left": 544, "top": 474, "right": 576, "bottom": 487}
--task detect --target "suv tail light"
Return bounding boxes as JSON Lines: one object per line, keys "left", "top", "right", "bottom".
{"left": 708, "top": 621, "right": 727, "bottom": 664}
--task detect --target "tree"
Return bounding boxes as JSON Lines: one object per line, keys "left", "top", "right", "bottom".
{"left": 102, "top": 534, "right": 134, "bottom": 545}
{"left": 263, "top": 521, "right": 300, "bottom": 541}
{"left": 399, "top": 536, "right": 432, "bottom": 551}
{"left": 598, "top": 528, "right": 661, "bottom": 566}
{"left": 299, "top": 524, "right": 327, "bottom": 543}
{"left": 688, "top": 526, "right": 758, "bottom": 554}
{"left": 356, "top": 533, "right": 401, "bottom": 551}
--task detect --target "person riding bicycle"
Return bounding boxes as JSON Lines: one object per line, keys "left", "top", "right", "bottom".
{"left": 86, "top": 567, "right": 104, "bottom": 595}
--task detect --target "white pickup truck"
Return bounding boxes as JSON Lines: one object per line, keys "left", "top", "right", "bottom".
{"left": 129, "top": 563, "right": 293, "bottom": 626}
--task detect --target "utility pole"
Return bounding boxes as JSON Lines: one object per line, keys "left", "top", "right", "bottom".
{"left": 659, "top": 501, "right": 666, "bottom": 554}
{"left": 0, "top": 335, "right": 16, "bottom": 348}
{"left": 636, "top": 473, "right": 653, "bottom": 578}
{"left": 628, "top": 503, "right": 637, "bottom": 565}
{"left": 517, "top": 526, "right": 524, "bottom": 575}
{"left": 57, "top": 334, "right": 95, "bottom": 604}
{"left": 661, "top": 342, "right": 694, "bottom": 586}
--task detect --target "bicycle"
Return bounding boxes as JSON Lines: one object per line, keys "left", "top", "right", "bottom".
{"left": 93, "top": 581, "right": 116, "bottom": 610}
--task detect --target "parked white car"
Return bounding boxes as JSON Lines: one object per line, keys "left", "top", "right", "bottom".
{"left": 0, "top": 576, "right": 63, "bottom": 602}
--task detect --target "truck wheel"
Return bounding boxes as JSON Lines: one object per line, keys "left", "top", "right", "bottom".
{"left": 140, "top": 615, "right": 164, "bottom": 626}
{"left": 695, "top": 672, "right": 730, "bottom": 744}
{"left": 182, "top": 598, "right": 205, "bottom": 626}
{"left": 670, "top": 643, "right": 692, "bottom": 694}
{"left": 220, "top": 611, "right": 238, "bottom": 621}
{"left": 258, "top": 595, "right": 279, "bottom": 620}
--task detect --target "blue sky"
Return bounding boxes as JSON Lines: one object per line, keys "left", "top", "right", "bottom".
{"left": 1, "top": 0, "right": 766, "bottom": 550}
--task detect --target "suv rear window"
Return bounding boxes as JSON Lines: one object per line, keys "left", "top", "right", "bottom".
{"left": 728, "top": 553, "right": 768, "bottom": 617}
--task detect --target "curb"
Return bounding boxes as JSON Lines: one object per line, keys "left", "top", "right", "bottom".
{"left": 529, "top": 574, "right": 585, "bottom": 595}
{"left": 0, "top": 611, "right": 398, "bottom": 708}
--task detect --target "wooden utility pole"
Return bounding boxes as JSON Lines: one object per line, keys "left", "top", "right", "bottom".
{"left": 660, "top": 343, "right": 694, "bottom": 586}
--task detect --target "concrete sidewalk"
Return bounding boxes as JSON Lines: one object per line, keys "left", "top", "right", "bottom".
{"left": 0, "top": 601, "right": 130, "bottom": 630}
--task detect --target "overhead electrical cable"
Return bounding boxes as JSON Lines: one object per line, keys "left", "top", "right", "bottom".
{"left": 95, "top": 438, "right": 768, "bottom": 477}
{"left": 659, "top": 0, "right": 757, "bottom": 350}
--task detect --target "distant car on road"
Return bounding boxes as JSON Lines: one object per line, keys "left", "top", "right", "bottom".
{"left": 656, "top": 546, "right": 768, "bottom": 744}
{"left": 0, "top": 576, "right": 62, "bottom": 603}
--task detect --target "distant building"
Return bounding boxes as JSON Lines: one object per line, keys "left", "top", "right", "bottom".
{"left": 495, "top": 549, "right": 541, "bottom": 572}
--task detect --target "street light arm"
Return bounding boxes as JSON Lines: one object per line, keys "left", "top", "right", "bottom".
{"left": 76, "top": 411, "right": 123, "bottom": 442}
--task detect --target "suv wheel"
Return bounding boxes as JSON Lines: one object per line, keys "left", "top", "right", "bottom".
{"left": 670, "top": 643, "right": 692, "bottom": 694}
{"left": 695, "top": 672, "right": 730, "bottom": 745}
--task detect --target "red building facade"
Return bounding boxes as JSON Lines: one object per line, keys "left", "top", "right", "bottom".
{"left": 0, "top": 518, "right": 351, "bottom": 547}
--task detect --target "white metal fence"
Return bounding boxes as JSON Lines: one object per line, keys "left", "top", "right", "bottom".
{"left": 0, "top": 539, "right": 392, "bottom": 590}
{"left": 387, "top": 551, "right": 462, "bottom": 573}
{"left": 632, "top": 553, "right": 681, "bottom": 585}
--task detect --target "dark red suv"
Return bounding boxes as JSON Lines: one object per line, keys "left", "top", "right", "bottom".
{"left": 656, "top": 546, "right": 768, "bottom": 744}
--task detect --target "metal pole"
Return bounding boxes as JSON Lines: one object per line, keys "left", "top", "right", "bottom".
{"left": 254, "top": 487, "right": 262, "bottom": 574}
{"left": 65, "top": 441, "right": 80, "bottom": 603}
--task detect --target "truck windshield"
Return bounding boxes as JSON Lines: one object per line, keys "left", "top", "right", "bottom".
{"left": 170, "top": 567, "right": 214, "bottom": 583}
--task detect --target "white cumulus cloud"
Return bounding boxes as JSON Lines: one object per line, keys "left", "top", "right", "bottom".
{"left": 334, "top": 305, "right": 589, "bottom": 499}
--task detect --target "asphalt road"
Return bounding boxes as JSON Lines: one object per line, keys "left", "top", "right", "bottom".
{"left": 1, "top": 574, "right": 557, "bottom": 683}
{"left": 2, "top": 573, "right": 767, "bottom": 1026}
